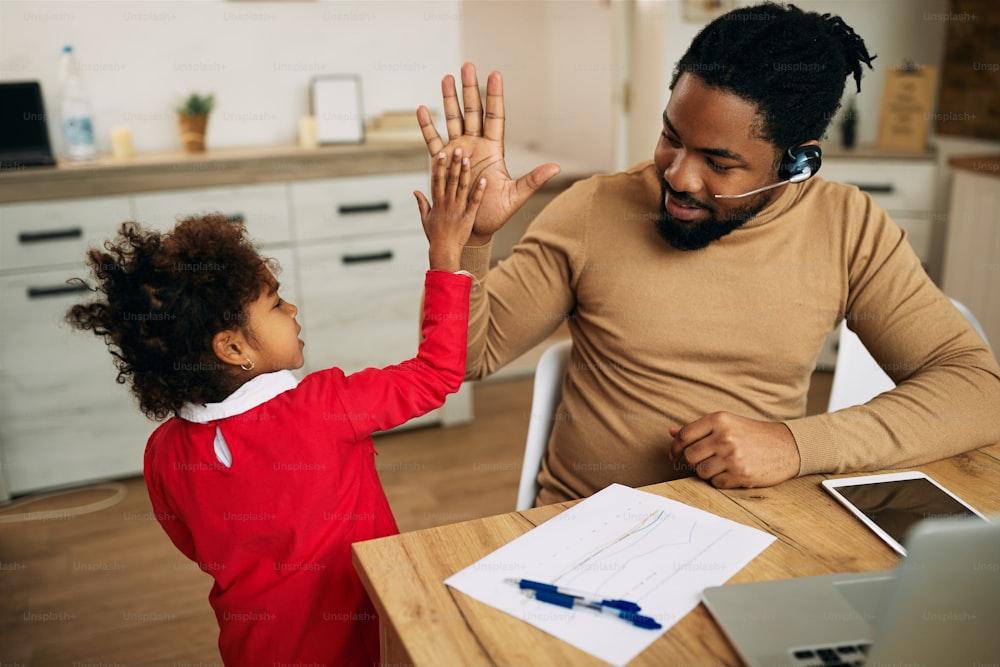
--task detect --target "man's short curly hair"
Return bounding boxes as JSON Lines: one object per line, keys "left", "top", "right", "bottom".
{"left": 67, "top": 214, "right": 278, "bottom": 420}
{"left": 671, "top": 1, "right": 876, "bottom": 152}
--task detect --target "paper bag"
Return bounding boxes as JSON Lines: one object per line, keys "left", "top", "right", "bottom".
{"left": 876, "top": 64, "right": 937, "bottom": 152}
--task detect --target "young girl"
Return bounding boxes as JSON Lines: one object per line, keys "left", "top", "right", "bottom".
{"left": 67, "top": 150, "right": 484, "bottom": 666}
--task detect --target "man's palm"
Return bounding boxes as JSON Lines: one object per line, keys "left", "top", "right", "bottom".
{"left": 417, "top": 63, "right": 560, "bottom": 243}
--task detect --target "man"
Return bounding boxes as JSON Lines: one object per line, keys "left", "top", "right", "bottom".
{"left": 417, "top": 2, "right": 1000, "bottom": 505}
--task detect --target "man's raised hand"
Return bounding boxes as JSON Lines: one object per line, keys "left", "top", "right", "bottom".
{"left": 416, "top": 62, "right": 561, "bottom": 245}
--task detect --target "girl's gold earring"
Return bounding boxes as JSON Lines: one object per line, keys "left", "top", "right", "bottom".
{"left": 240, "top": 358, "right": 255, "bottom": 371}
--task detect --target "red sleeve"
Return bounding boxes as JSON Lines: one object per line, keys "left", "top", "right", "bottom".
{"left": 326, "top": 270, "right": 471, "bottom": 436}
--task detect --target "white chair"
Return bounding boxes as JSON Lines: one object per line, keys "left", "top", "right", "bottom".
{"left": 827, "top": 298, "right": 990, "bottom": 412}
{"left": 516, "top": 339, "right": 572, "bottom": 511}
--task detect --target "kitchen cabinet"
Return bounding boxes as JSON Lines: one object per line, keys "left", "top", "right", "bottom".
{"left": 941, "top": 155, "right": 1000, "bottom": 359}
{"left": 132, "top": 183, "right": 294, "bottom": 247}
{"left": 295, "top": 234, "right": 427, "bottom": 372}
{"left": 0, "top": 142, "right": 471, "bottom": 499}
{"left": 0, "top": 196, "right": 154, "bottom": 496}
{"left": 131, "top": 184, "right": 301, "bottom": 326}
{"left": 291, "top": 173, "right": 426, "bottom": 370}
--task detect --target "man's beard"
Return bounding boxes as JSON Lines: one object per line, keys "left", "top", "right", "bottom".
{"left": 655, "top": 180, "right": 774, "bottom": 251}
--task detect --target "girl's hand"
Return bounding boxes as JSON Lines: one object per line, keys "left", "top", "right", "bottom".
{"left": 414, "top": 147, "right": 486, "bottom": 273}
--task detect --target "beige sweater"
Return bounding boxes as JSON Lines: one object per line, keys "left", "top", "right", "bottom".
{"left": 461, "top": 161, "right": 1000, "bottom": 504}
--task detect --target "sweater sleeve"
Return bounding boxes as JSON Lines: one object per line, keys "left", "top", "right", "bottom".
{"left": 785, "top": 197, "right": 1000, "bottom": 475}
{"left": 330, "top": 270, "right": 472, "bottom": 436}
{"left": 460, "top": 181, "right": 585, "bottom": 380}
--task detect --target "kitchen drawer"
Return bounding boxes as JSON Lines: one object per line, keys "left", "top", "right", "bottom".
{"left": 819, "top": 159, "right": 934, "bottom": 213}
{"left": 290, "top": 172, "right": 427, "bottom": 242}
{"left": 0, "top": 196, "right": 133, "bottom": 273}
{"left": 296, "top": 232, "right": 427, "bottom": 374}
{"left": 132, "top": 183, "right": 292, "bottom": 246}
{"left": 0, "top": 266, "right": 152, "bottom": 494}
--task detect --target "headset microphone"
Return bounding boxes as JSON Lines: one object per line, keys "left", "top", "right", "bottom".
{"left": 714, "top": 179, "right": 798, "bottom": 199}
{"left": 714, "top": 144, "right": 822, "bottom": 200}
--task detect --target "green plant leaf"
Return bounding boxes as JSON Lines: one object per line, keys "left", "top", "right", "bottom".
{"left": 176, "top": 93, "right": 215, "bottom": 116}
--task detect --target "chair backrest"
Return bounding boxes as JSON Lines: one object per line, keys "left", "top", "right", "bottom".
{"left": 827, "top": 297, "right": 989, "bottom": 413}
{"left": 517, "top": 339, "right": 572, "bottom": 511}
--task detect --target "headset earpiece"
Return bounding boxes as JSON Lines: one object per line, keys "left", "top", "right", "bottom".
{"left": 778, "top": 144, "right": 822, "bottom": 183}
{"left": 714, "top": 143, "right": 823, "bottom": 199}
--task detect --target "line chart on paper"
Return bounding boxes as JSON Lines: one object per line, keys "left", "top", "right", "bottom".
{"left": 444, "top": 483, "right": 775, "bottom": 667}
{"left": 548, "top": 508, "right": 732, "bottom": 607}
{"left": 531, "top": 503, "right": 740, "bottom": 614}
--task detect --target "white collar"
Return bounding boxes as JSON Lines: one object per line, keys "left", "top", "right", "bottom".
{"left": 178, "top": 370, "right": 299, "bottom": 423}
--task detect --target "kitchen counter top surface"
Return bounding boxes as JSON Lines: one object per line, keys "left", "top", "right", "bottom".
{"left": 0, "top": 141, "right": 430, "bottom": 204}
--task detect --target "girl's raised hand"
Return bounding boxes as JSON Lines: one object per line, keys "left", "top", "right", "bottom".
{"left": 414, "top": 147, "right": 486, "bottom": 273}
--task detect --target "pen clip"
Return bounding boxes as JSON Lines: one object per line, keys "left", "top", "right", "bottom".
{"left": 619, "top": 610, "right": 663, "bottom": 630}
{"left": 512, "top": 578, "right": 557, "bottom": 593}
{"left": 599, "top": 598, "right": 642, "bottom": 613}
{"left": 533, "top": 589, "right": 576, "bottom": 609}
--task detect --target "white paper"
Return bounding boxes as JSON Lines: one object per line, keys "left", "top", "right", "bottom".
{"left": 445, "top": 483, "right": 775, "bottom": 666}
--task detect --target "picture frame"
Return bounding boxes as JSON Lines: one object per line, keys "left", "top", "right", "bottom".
{"left": 876, "top": 64, "right": 937, "bottom": 152}
{"left": 310, "top": 75, "right": 364, "bottom": 145}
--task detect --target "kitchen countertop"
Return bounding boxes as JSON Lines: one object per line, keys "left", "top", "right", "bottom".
{"left": 0, "top": 141, "right": 602, "bottom": 205}
{"left": 0, "top": 141, "right": 429, "bottom": 204}
{"left": 948, "top": 154, "right": 1000, "bottom": 177}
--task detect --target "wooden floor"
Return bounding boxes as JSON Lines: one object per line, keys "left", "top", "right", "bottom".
{"left": 0, "top": 372, "right": 832, "bottom": 665}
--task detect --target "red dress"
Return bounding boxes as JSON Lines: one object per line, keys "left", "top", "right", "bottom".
{"left": 143, "top": 271, "right": 470, "bottom": 666}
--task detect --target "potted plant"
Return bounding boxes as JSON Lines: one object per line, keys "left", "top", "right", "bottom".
{"left": 839, "top": 95, "right": 858, "bottom": 149}
{"left": 176, "top": 92, "right": 215, "bottom": 153}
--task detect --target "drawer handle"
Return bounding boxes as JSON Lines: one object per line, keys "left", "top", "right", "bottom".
{"left": 27, "top": 282, "right": 92, "bottom": 299}
{"left": 341, "top": 251, "right": 394, "bottom": 265}
{"left": 18, "top": 227, "right": 84, "bottom": 244}
{"left": 849, "top": 183, "right": 895, "bottom": 194}
{"left": 338, "top": 202, "right": 391, "bottom": 215}
{"left": 225, "top": 213, "right": 246, "bottom": 224}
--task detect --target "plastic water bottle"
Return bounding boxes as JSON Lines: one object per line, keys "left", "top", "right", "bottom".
{"left": 58, "top": 45, "right": 97, "bottom": 160}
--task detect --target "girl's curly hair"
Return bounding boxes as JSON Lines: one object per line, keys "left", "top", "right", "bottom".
{"left": 67, "top": 214, "right": 278, "bottom": 420}
{"left": 671, "top": 2, "right": 876, "bottom": 152}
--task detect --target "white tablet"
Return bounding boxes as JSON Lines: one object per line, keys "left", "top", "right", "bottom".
{"left": 822, "top": 471, "right": 986, "bottom": 556}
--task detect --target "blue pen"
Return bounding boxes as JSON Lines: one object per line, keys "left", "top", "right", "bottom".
{"left": 506, "top": 578, "right": 662, "bottom": 630}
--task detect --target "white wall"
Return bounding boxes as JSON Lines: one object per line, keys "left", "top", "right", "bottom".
{"left": 0, "top": 0, "right": 462, "bottom": 155}
{"left": 461, "top": 0, "right": 618, "bottom": 174}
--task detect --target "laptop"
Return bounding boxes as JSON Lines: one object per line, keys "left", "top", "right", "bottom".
{"left": 701, "top": 515, "right": 999, "bottom": 667}
{"left": 0, "top": 81, "right": 57, "bottom": 169}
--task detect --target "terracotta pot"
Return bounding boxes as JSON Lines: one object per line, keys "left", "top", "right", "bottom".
{"left": 178, "top": 113, "right": 209, "bottom": 153}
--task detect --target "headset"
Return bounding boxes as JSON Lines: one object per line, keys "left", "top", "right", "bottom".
{"left": 715, "top": 144, "right": 822, "bottom": 199}
{"left": 778, "top": 144, "right": 822, "bottom": 182}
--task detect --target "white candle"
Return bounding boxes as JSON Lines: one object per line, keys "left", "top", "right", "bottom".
{"left": 298, "top": 116, "right": 318, "bottom": 150}
{"left": 110, "top": 125, "right": 133, "bottom": 159}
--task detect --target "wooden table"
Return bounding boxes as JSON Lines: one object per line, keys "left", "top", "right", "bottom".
{"left": 353, "top": 444, "right": 1000, "bottom": 666}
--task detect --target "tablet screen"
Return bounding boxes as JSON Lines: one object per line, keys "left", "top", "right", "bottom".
{"left": 834, "top": 477, "right": 980, "bottom": 546}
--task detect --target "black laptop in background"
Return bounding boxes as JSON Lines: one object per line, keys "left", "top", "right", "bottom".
{"left": 0, "top": 81, "right": 57, "bottom": 169}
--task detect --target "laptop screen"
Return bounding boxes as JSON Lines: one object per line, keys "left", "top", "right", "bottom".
{"left": 0, "top": 81, "right": 57, "bottom": 168}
